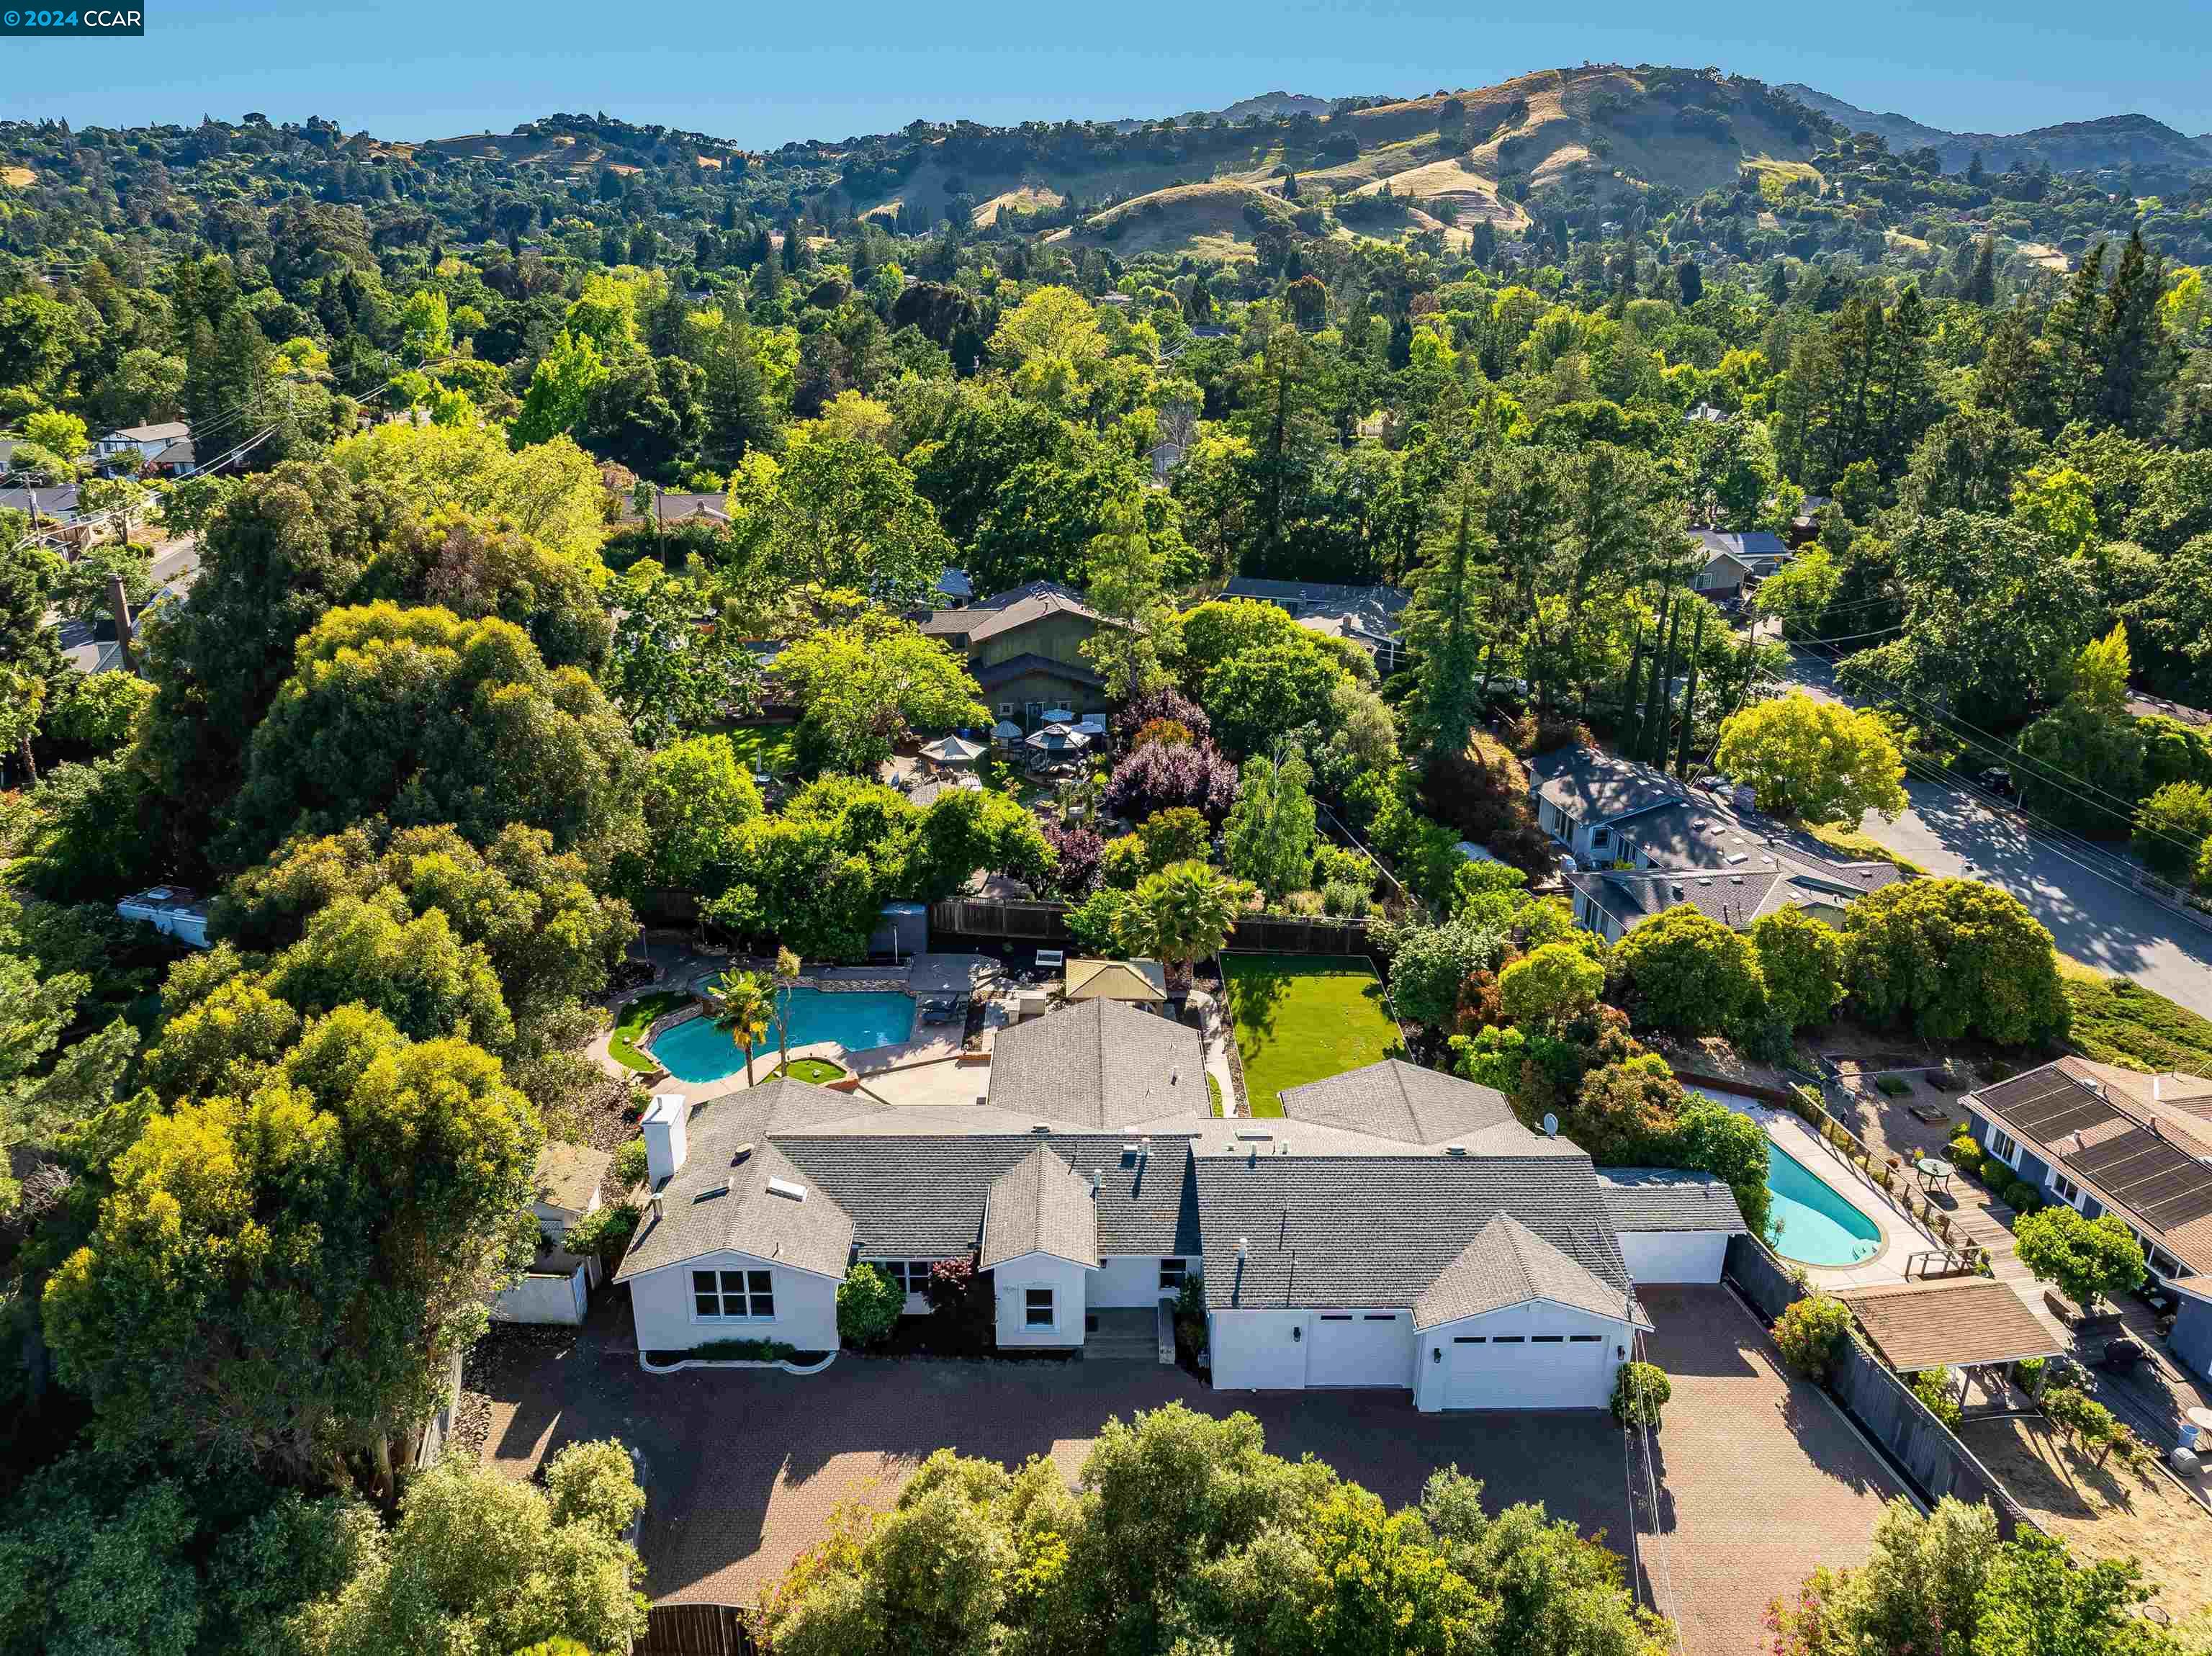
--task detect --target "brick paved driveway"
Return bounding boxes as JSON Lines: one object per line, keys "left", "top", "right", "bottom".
{"left": 1639, "top": 1286, "right": 1907, "bottom": 1656}
{"left": 476, "top": 1305, "right": 1638, "bottom": 1608}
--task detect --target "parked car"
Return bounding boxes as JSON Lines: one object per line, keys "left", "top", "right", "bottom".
{"left": 1976, "top": 766, "right": 2016, "bottom": 798}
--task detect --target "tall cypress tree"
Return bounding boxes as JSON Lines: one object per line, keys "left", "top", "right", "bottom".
{"left": 1964, "top": 235, "right": 1998, "bottom": 307}
{"left": 1675, "top": 608, "right": 1707, "bottom": 778}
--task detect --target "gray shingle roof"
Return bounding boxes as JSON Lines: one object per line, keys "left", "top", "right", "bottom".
{"left": 1279, "top": 1060, "right": 1529, "bottom": 1148}
{"left": 1192, "top": 1153, "right": 1632, "bottom": 1314}
{"left": 981, "top": 1144, "right": 1099, "bottom": 1269}
{"left": 776, "top": 1133, "right": 1200, "bottom": 1261}
{"left": 1693, "top": 528, "right": 1790, "bottom": 563}
{"left": 1412, "top": 1213, "right": 1647, "bottom": 1330}
{"left": 1596, "top": 1169, "right": 1748, "bottom": 1234}
{"left": 1578, "top": 868, "right": 1783, "bottom": 930}
{"left": 987, "top": 999, "right": 1208, "bottom": 1129}
{"left": 1527, "top": 747, "right": 1689, "bottom": 824}
{"left": 616, "top": 1138, "right": 855, "bottom": 1284}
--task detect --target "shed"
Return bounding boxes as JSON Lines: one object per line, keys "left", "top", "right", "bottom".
{"left": 1835, "top": 1279, "right": 2064, "bottom": 1374}
{"left": 1064, "top": 958, "right": 1169, "bottom": 1005}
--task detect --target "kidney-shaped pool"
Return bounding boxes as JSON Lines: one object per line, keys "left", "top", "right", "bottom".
{"left": 1766, "top": 1140, "right": 1884, "bottom": 1266}
{"left": 649, "top": 989, "right": 917, "bottom": 1082}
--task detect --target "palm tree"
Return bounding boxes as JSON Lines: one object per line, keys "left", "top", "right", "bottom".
{"left": 770, "top": 946, "right": 802, "bottom": 1073}
{"left": 709, "top": 970, "right": 773, "bottom": 1086}
{"left": 1121, "top": 860, "right": 1252, "bottom": 992}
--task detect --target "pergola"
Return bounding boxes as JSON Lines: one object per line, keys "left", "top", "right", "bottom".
{"left": 1837, "top": 1279, "right": 2065, "bottom": 1406}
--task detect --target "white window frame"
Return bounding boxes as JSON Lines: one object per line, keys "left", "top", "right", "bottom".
{"left": 2049, "top": 1172, "right": 2082, "bottom": 1208}
{"left": 693, "top": 1266, "right": 775, "bottom": 1322}
{"left": 1986, "top": 1125, "right": 2020, "bottom": 1169}
{"left": 1024, "top": 1287, "right": 1056, "bottom": 1330}
{"left": 1159, "top": 1257, "right": 1187, "bottom": 1293}
{"left": 997, "top": 702, "right": 1015, "bottom": 717}
{"left": 868, "top": 1259, "right": 935, "bottom": 1295}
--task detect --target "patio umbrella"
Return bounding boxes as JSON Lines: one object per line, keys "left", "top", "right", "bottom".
{"left": 1040, "top": 706, "right": 1076, "bottom": 725}
{"left": 992, "top": 719, "right": 1025, "bottom": 742}
{"left": 1024, "top": 725, "right": 1090, "bottom": 754}
{"left": 919, "top": 734, "right": 986, "bottom": 765}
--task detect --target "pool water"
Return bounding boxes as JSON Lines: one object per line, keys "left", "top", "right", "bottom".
{"left": 649, "top": 989, "right": 916, "bottom": 1082}
{"left": 1766, "top": 1140, "right": 1884, "bottom": 1266}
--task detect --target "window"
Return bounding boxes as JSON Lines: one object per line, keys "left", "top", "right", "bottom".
{"left": 693, "top": 1268, "right": 774, "bottom": 1320}
{"left": 1158, "top": 1258, "right": 1187, "bottom": 1292}
{"left": 1024, "top": 1288, "right": 1056, "bottom": 1330}
{"left": 997, "top": 703, "right": 1015, "bottom": 717}
{"left": 1491, "top": 1335, "right": 1526, "bottom": 1344}
{"left": 1987, "top": 1126, "right": 2019, "bottom": 1167}
{"left": 2049, "top": 1174, "right": 2082, "bottom": 1207}
{"left": 1531, "top": 1334, "right": 1565, "bottom": 1344}
{"left": 1568, "top": 1334, "right": 1602, "bottom": 1344}
{"left": 1591, "top": 827, "right": 1611, "bottom": 849}
{"left": 872, "top": 1260, "right": 935, "bottom": 1295}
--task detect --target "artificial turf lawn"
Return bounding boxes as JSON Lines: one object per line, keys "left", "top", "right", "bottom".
{"left": 770, "top": 1057, "right": 849, "bottom": 1084}
{"left": 610, "top": 991, "right": 690, "bottom": 1072}
{"left": 1221, "top": 953, "right": 1401, "bottom": 1117}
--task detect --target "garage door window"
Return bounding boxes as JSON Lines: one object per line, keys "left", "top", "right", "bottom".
{"left": 1569, "top": 1334, "right": 1601, "bottom": 1343}
{"left": 1491, "top": 1335, "right": 1524, "bottom": 1344}
{"left": 1454, "top": 1336, "right": 1485, "bottom": 1344}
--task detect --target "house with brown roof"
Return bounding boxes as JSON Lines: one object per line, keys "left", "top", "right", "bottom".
{"left": 918, "top": 580, "right": 1117, "bottom": 729}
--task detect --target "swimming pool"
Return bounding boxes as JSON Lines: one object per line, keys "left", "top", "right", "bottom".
{"left": 649, "top": 989, "right": 917, "bottom": 1082}
{"left": 1766, "top": 1140, "right": 1884, "bottom": 1266}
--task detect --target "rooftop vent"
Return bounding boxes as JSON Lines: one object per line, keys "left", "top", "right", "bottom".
{"left": 693, "top": 1181, "right": 730, "bottom": 1202}
{"left": 765, "top": 1176, "right": 807, "bottom": 1203}
{"left": 1445, "top": 1145, "right": 1467, "bottom": 1156}
{"left": 1032, "top": 1123, "right": 1054, "bottom": 1135}
{"left": 1237, "top": 1236, "right": 1250, "bottom": 1260}
{"left": 730, "top": 1142, "right": 755, "bottom": 1164}
{"left": 1236, "top": 1130, "right": 1274, "bottom": 1142}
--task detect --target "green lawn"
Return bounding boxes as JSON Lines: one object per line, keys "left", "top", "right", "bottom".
{"left": 2059, "top": 958, "right": 2212, "bottom": 1076}
{"left": 610, "top": 991, "right": 691, "bottom": 1072}
{"left": 1222, "top": 954, "right": 1402, "bottom": 1117}
{"left": 770, "top": 1057, "right": 848, "bottom": 1085}
{"left": 726, "top": 724, "right": 799, "bottom": 778}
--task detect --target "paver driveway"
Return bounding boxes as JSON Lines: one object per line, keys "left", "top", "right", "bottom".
{"left": 1639, "top": 1286, "right": 1907, "bottom": 1656}
{"left": 476, "top": 1307, "right": 1639, "bottom": 1608}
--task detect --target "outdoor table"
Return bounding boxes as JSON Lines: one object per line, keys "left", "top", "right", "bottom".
{"left": 1915, "top": 1157, "right": 1955, "bottom": 1192}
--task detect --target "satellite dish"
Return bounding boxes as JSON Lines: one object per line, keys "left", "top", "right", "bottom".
{"left": 1541, "top": 1112, "right": 1559, "bottom": 1138}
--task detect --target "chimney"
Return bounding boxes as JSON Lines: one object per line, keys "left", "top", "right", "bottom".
{"left": 642, "top": 1093, "right": 689, "bottom": 1186}
{"left": 1091, "top": 1169, "right": 1102, "bottom": 1196}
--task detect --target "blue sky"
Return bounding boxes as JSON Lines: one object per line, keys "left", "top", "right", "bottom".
{"left": 10, "top": 0, "right": 2210, "bottom": 146}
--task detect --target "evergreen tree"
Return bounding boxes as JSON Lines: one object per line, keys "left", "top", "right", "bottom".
{"left": 1675, "top": 608, "right": 1706, "bottom": 778}
{"left": 2092, "top": 228, "right": 2177, "bottom": 437}
{"left": 1404, "top": 464, "right": 1493, "bottom": 765}
{"left": 1964, "top": 234, "right": 1997, "bottom": 307}
{"left": 2043, "top": 241, "right": 2108, "bottom": 428}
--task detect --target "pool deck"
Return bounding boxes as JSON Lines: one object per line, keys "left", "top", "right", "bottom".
{"left": 1686, "top": 1086, "right": 1936, "bottom": 1291}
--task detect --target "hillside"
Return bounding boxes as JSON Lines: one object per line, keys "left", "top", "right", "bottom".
{"left": 1784, "top": 84, "right": 2212, "bottom": 176}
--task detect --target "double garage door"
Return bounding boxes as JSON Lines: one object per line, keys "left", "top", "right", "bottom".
{"left": 1442, "top": 1328, "right": 1612, "bottom": 1410}
{"left": 1307, "top": 1310, "right": 1416, "bottom": 1387}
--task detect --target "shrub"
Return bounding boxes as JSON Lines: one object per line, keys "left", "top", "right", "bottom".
{"left": 2134, "top": 781, "right": 2212, "bottom": 883}
{"left": 1321, "top": 878, "right": 1370, "bottom": 917}
{"left": 565, "top": 1200, "right": 641, "bottom": 1263}
{"left": 1875, "top": 1074, "right": 1911, "bottom": 1097}
{"left": 693, "top": 1336, "right": 801, "bottom": 1361}
{"left": 2014, "top": 1356, "right": 2046, "bottom": 1393}
{"left": 612, "top": 1138, "right": 649, "bottom": 1189}
{"left": 837, "top": 1263, "right": 905, "bottom": 1348}
{"left": 1946, "top": 1136, "right": 1984, "bottom": 1178}
{"left": 1909, "top": 1367, "right": 1963, "bottom": 1431}
{"left": 1774, "top": 1295, "right": 1853, "bottom": 1382}
{"left": 1611, "top": 1361, "right": 1671, "bottom": 1428}
{"left": 1172, "top": 1273, "right": 1208, "bottom": 1365}
{"left": 545, "top": 1440, "right": 646, "bottom": 1537}
{"left": 925, "top": 1254, "right": 993, "bottom": 1351}
{"left": 2002, "top": 1179, "right": 2040, "bottom": 1213}
{"left": 1610, "top": 904, "right": 1765, "bottom": 1035}
{"left": 2043, "top": 1384, "right": 2134, "bottom": 1465}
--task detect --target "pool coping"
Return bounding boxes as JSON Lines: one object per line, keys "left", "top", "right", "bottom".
{"left": 647, "top": 986, "right": 927, "bottom": 1087}
{"left": 1685, "top": 1087, "right": 1936, "bottom": 1291}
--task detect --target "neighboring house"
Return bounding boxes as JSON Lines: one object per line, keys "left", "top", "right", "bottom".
{"left": 919, "top": 580, "right": 1118, "bottom": 729}
{"left": 935, "top": 567, "right": 974, "bottom": 605}
{"left": 1683, "top": 402, "right": 1732, "bottom": 424}
{"left": 533, "top": 1140, "right": 612, "bottom": 1240}
{"left": 618, "top": 490, "right": 731, "bottom": 529}
{"left": 94, "top": 420, "right": 189, "bottom": 467}
{"left": 1222, "top": 577, "right": 1411, "bottom": 675}
{"left": 608, "top": 1030, "right": 1738, "bottom": 1407}
{"left": 1690, "top": 529, "right": 1792, "bottom": 600}
{"left": 1529, "top": 746, "right": 1902, "bottom": 941}
{"left": 1961, "top": 1057, "right": 2212, "bottom": 1386}
{"left": 145, "top": 436, "right": 197, "bottom": 478}
{"left": 115, "top": 886, "right": 212, "bottom": 948}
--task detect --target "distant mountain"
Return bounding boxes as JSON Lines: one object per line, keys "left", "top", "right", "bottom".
{"left": 1783, "top": 83, "right": 2212, "bottom": 176}
{"left": 1107, "top": 91, "right": 1334, "bottom": 133}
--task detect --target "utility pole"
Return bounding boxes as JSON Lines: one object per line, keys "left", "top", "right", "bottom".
{"left": 108, "top": 572, "right": 138, "bottom": 677}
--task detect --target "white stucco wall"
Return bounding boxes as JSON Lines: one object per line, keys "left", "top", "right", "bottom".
{"left": 1618, "top": 1230, "right": 1730, "bottom": 1285}
{"left": 1410, "top": 1300, "right": 1630, "bottom": 1413}
{"left": 626, "top": 1249, "right": 840, "bottom": 1354}
{"left": 1092, "top": 1254, "right": 1179, "bottom": 1309}
{"left": 992, "top": 1254, "right": 1089, "bottom": 1348}
{"left": 1208, "top": 1309, "right": 1316, "bottom": 1390}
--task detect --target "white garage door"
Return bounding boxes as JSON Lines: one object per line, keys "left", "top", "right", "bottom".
{"left": 1307, "top": 1311, "right": 1415, "bottom": 1387}
{"left": 1443, "top": 1329, "right": 1611, "bottom": 1410}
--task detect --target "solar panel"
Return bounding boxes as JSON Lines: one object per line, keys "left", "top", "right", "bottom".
{"left": 2066, "top": 1130, "right": 2212, "bottom": 1230}
{"left": 2002, "top": 1074, "right": 2121, "bottom": 1142}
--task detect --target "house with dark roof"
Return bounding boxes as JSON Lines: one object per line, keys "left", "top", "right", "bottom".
{"left": 1221, "top": 577, "right": 1410, "bottom": 674}
{"left": 610, "top": 1017, "right": 1742, "bottom": 1402}
{"left": 918, "top": 580, "right": 1118, "bottom": 729}
{"left": 94, "top": 420, "right": 189, "bottom": 467}
{"left": 1690, "top": 529, "right": 1792, "bottom": 600}
{"left": 1527, "top": 746, "right": 1692, "bottom": 863}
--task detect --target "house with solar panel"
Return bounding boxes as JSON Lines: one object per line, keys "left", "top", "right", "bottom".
{"left": 1961, "top": 1057, "right": 2212, "bottom": 1380}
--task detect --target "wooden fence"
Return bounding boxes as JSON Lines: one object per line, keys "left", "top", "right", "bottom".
{"left": 1726, "top": 1236, "right": 2038, "bottom": 1537}
{"left": 927, "top": 898, "right": 1377, "bottom": 959}
{"left": 638, "top": 1603, "right": 757, "bottom": 1656}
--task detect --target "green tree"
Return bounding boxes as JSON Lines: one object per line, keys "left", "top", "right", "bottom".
{"left": 1115, "top": 860, "right": 1253, "bottom": 990}
{"left": 711, "top": 969, "right": 773, "bottom": 1086}
{"left": 1223, "top": 750, "right": 1318, "bottom": 901}
{"left": 1610, "top": 906, "right": 1764, "bottom": 1035}
{"left": 1403, "top": 462, "right": 1496, "bottom": 765}
{"left": 2013, "top": 1207, "right": 2146, "bottom": 1311}
{"left": 603, "top": 562, "right": 760, "bottom": 747}
{"left": 1839, "top": 878, "right": 2069, "bottom": 1046}
{"left": 837, "top": 1263, "right": 905, "bottom": 1348}
{"left": 1077, "top": 487, "right": 1179, "bottom": 701}
{"left": 2136, "top": 782, "right": 2212, "bottom": 884}
{"left": 1714, "top": 694, "right": 1908, "bottom": 824}
{"left": 1202, "top": 639, "right": 1344, "bottom": 758}
{"left": 511, "top": 328, "right": 607, "bottom": 446}
{"left": 724, "top": 428, "right": 953, "bottom": 608}
{"left": 1498, "top": 941, "right": 1606, "bottom": 1029}
{"left": 1389, "top": 911, "right": 1509, "bottom": 1031}
{"left": 1749, "top": 908, "right": 1845, "bottom": 1031}
{"left": 629, "top": 734, "right": 765, "bottom": 895}
{"left": 776, "top": 616, "right": 988, "bottom": 777}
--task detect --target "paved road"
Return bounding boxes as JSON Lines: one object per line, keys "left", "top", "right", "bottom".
{"left": 1778, "top": 647, "right": 2212, "bottom": 1021}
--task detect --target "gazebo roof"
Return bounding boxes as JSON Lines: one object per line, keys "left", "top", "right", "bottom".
{"left": 1064, "top": 958, "right": 1169, "bottom": 1004}
{"left": 920, "top": 734, "right": 986, "bottom": 763}
{"left": 1835, "top": 1279, "right": 2065, "bottom": 1373}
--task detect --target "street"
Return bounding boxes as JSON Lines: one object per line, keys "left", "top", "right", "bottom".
{"left": 1777, "top": 645, "right": 2212, "bottom": 1021}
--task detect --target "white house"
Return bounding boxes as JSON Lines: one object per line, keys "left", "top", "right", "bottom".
{"left": 94, "top": 421, "right": 190, "bottom": 467}
{"left": 115, "top": 886, "right": 212, "bottom": 948}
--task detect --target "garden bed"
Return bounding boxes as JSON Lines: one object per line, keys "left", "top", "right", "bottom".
{"left": 1220, "top": 953, "right": 1401, "bottom": 1117}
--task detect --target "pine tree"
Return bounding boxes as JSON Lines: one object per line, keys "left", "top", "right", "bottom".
{"left": 2092, "top": 228, "right": 2177, "bottom": 436}
{"left": 2044, "top": 241, "right": 2108, "bottom": 428}
{"left": 1964, "top": 235, "right": 1997, "bottom": 307}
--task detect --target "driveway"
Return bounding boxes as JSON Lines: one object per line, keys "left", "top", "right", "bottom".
{"left": 474, "top": 1305, "right": 1637, "bottom": 1610}
{"left": 1640, "top": 1286, "right": 1907, "bottom": 1656}
{"left": 1780, "top": 647, "right": 2212, "bottom": 1020}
